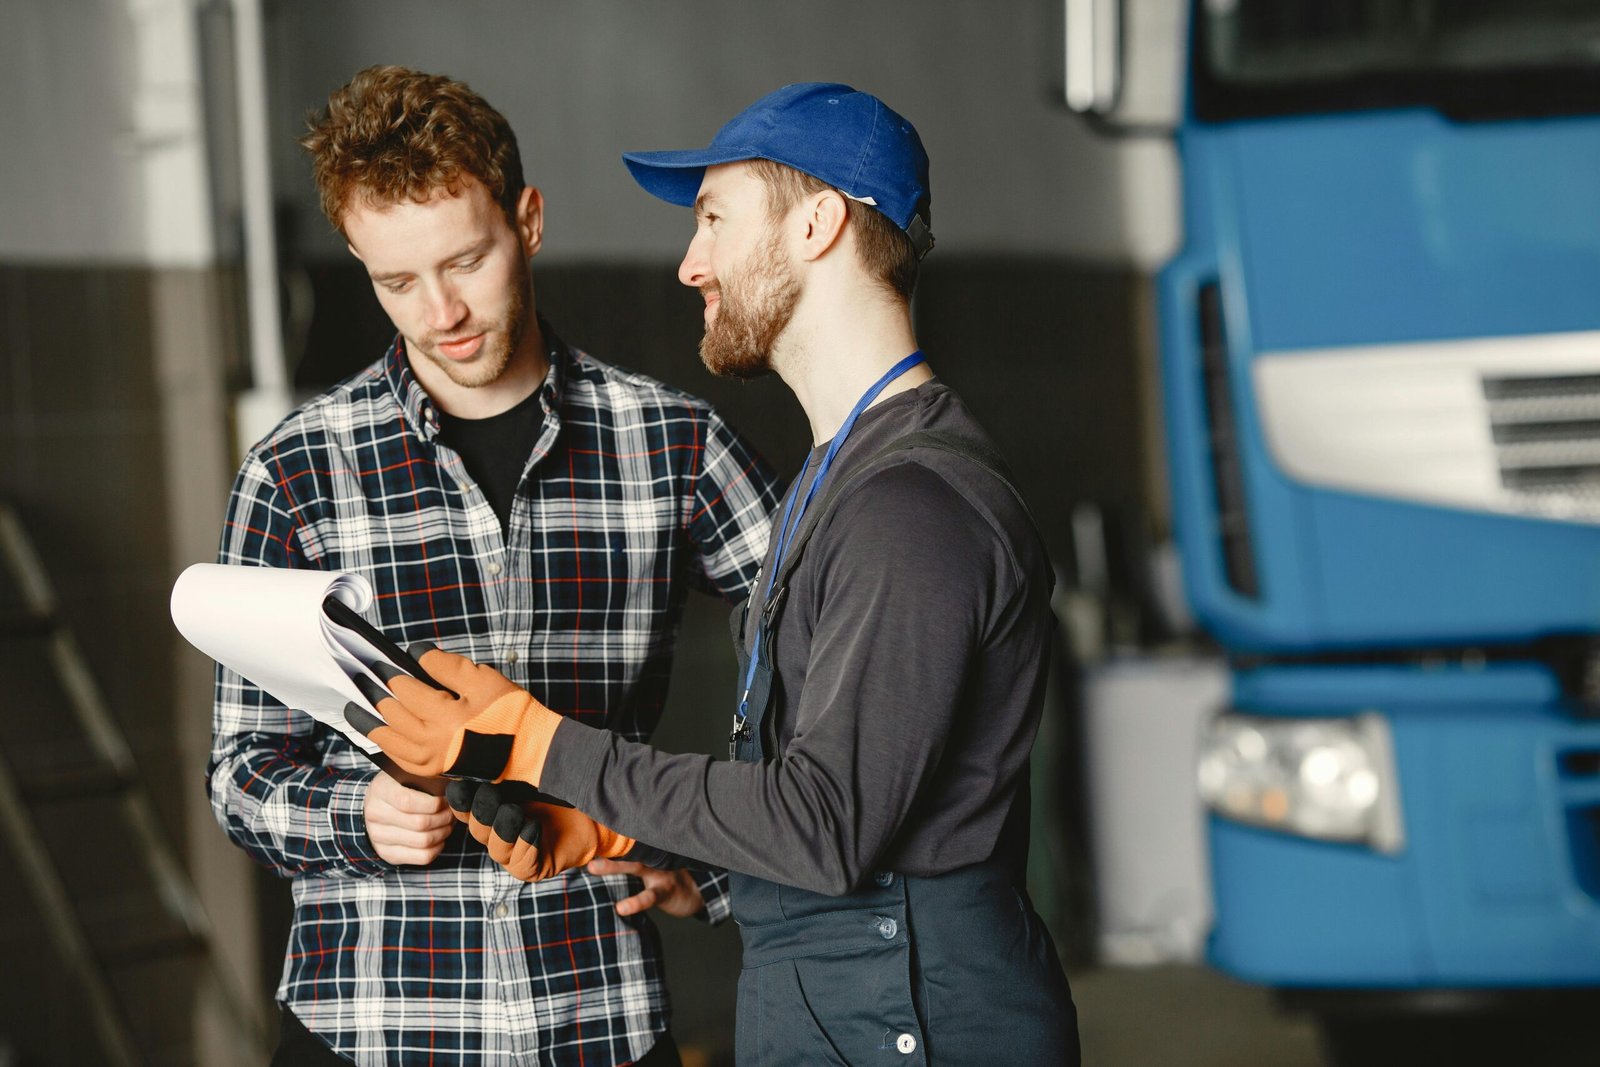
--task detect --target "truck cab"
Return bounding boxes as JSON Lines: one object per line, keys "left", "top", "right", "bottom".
{"left": 1071, "top": 0, "right": 1600, "bottom": 1058}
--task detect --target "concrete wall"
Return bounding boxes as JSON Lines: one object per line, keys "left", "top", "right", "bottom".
{"left": 0, "top": 3, "right": 144, "bottom": 260}
{"left": 264, "top": 0, "right": 1180, "bottom": 267}
{"left": 0, "top": 0, "right": 1189, "bottom": 267}
{"left": 0, "top": 0, "right": 222, "bottom": 266}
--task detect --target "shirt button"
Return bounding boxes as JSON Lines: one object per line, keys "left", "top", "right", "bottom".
{"left": 487, "top": 561, "right": 502, "bottom": 576}
{"left": 493, "top": 903, "right": 509, "bottom": 919}
{"left": 896, "top": 1033, "right": 917, "bottom": 1054}
{"left": 875, "top": 871, "right": 894, "bottom": 887}
{"left": 506, "top": 651, "right": 519, "bottom": 665}
{"left": 874, "top": 916, "right": 897, "bottom": 940}
{"left": 423, "top": 405, "right": 435, "bottom": 423}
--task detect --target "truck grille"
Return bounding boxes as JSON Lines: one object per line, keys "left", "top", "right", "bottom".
{"left": 1483, "top": 374, "right": 1600, "bottom": 506}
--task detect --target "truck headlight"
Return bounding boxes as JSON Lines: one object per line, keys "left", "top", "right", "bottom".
{"left": 1197, "top": 710, "right": 1404, "bottom": 853}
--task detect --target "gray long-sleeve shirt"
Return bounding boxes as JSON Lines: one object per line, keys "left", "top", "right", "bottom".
{"left": 540, "top": 379, "right": 1055, "bottom": 895}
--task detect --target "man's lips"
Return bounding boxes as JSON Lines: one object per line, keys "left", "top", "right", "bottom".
{"left": 702, "top": 292, "right": 720, "bottom": 324}
{"left": 437, "top": 333, "right": 485, "bottom": 360}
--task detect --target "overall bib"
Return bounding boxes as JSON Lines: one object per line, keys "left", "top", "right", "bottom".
{"left": 725, "top": 429, "right": 1080, "bottom": 1067}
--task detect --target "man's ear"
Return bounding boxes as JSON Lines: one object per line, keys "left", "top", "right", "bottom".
{"left": 796, "top": 188, "right": 849, "bottom": 263}
{"left": 515, "top": 186, "right": 545, "bottom": 258}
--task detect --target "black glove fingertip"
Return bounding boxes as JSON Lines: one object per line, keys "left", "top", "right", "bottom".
{"left": 371, "top": 661, "right": 406, "bottom": 685}
{"left": 352, "top": 673, "right": 388, "bottom": 707}
{"left": 519, "top": 819, "right": 542, "bottom": 847}
{"left": 492, "top": 802, "right": 524, "bottom": 844}
{"left": 406, "top": 640, "right": 438, "bottom": 658}
{"left": 445, "top": 779, "right": 476, "bottom": 814}
{"left": 343, "top": 702, "right": 384, "bottom": 737}
{"left": 471, "top": 783, "right": 502, "bottom": 826}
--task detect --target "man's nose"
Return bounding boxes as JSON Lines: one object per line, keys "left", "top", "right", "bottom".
{"left": 423, "top": 281, "right": 468, "bottom": 332}
{"left": 678, "top": 234, "right": 710, "bottom": 289}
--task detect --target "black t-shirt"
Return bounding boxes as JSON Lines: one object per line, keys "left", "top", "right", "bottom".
{"left": 436, "top": 387, "right": 544, "bottom": 536}
{"left": 544, "top": 379, "right": 1056, "bottom": 893}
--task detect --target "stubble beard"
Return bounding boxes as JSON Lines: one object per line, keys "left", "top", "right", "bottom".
{"left": 421, "top": 259, "right": 532, "bottom": 390}
{"left": 699, "top": 229, "right": 801, "bottom": 381}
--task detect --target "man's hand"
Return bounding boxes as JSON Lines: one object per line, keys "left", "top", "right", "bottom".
{"left": 344, "top": 644, "right": 564, "bottom": 786}
{"left": 587, "top": 859, "right": 706, "bottom": 918}
{"left": 364, "top": 771, "right": 455, "bottom": 866}
{"left": 446, "top": 781, "right": 634, "bottom": 882}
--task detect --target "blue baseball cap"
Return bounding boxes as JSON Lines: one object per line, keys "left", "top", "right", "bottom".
{"left": 623, "top": 82, "right": 933, "bottom": 259}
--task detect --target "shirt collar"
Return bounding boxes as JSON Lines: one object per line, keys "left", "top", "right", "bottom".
{"left": 383, "top": 317, "right": 572, "bottom": 442}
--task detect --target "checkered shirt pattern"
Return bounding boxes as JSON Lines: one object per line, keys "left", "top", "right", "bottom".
{"left": 206, "top": 327, "right": 778, "bottom": 1066}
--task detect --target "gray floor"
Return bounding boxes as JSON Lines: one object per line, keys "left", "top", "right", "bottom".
{"left": 1071, "top": 965, "right": 1324, "bottom": 1066}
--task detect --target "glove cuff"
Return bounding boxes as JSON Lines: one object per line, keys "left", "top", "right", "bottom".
{"left": 496, "top": 692, "right": 562, "bottom": 786}
{"left": 595, "top": 823, "right": 636, "bottom": 860}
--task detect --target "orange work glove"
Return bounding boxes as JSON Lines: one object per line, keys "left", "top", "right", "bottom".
{"left": 344, "top": 643, "right": 563, "bottom": 785}
{"left": 446, "top": 780, "right": 634, "bottom": 882}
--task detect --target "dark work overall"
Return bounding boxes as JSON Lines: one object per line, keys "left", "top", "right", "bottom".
{"left": 725, "top": 430, "right": 1080, "bottom": 1067}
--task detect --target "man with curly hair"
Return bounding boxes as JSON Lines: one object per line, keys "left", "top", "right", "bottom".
{"left": 206, "top": 65, "right": 778, "bottom": 1067}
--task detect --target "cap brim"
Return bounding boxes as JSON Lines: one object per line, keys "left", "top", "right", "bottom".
{"left": 622, "top": 146, "right": 766, "bottom": 207}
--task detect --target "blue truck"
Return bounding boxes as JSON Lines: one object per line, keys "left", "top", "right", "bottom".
{"left": 1071, "top": 1, "right": 1600, "bottom": 1059}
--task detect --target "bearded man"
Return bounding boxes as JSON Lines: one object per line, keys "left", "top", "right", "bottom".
{"left": 350, "top": 83, "right": 1080, "bottom": 1066}
{"left": 206, "top": 65, "right": 779, "bottom": 1067}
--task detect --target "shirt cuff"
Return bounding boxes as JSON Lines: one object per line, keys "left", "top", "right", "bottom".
{"left": 689, "top": 866, "right": 732, "bottom": 925}
{"left": 326, "top": 766, "right": 392, "bottom": 875}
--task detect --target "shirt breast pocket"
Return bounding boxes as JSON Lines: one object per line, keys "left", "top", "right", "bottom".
{"left": 534, "top": 526, "right": 670, "bottom": 634}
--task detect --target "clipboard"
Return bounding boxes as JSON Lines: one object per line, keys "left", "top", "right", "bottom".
{"left": 171, "top": 563, "right": 563, "bottom": 807}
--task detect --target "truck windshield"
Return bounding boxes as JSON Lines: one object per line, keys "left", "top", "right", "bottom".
{"left": 1194, "top": 0, "right": 1600, "bottom": 121}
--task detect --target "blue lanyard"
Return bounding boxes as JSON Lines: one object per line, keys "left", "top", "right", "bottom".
{"left": 737, "top": 351, "right": 926, "bottom": 723}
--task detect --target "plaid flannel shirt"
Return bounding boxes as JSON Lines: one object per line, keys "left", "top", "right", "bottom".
{"left": 206, "top": 326, "right": 778, "bottom": 1066}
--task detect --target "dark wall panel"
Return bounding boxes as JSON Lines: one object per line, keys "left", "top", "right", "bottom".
{"left": 0, "top": 264, "right": 198, "bottom": 1065}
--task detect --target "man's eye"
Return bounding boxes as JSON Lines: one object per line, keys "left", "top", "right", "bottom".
{"left": 382, "top": 281, "right": 412, "bottom": 294}
{"left": 454, "top": 258, "right": 483, "bottom": 273}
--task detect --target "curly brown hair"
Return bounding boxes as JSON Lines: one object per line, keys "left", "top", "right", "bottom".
{"left": 300, "top": 65, "right": 525, "bottom": 233}
{"left": 746, "top": 159, "right": 921, "bottom": 302}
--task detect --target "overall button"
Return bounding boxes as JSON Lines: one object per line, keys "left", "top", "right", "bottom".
{"left": 896, "top": 1033, "right": 917, "bottom": 1054}
{"left": 874, "top": 871, "right": 895, "bottom": 887}
{"left": 872, "top": 916, "right": 898, "bottom": 940}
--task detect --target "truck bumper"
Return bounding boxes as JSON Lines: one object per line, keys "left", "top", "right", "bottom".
{"left": 1209, "top": 669, "right": 1600, "bottom": 986}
